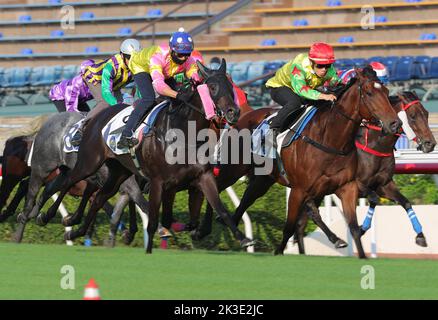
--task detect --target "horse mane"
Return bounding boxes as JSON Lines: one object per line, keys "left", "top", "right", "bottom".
{"left": 9, "top": 114, "right": 50, "bottom": 139}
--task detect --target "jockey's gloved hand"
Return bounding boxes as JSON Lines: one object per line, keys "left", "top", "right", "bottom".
{"left": 176, "top": 86, "right": 194, "bottom": 103}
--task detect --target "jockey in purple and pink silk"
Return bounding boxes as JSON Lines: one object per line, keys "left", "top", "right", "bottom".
{"left": 49, "top": 60, "right": 94, "bottom": 112}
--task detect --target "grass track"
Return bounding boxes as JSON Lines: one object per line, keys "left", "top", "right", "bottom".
{"left": 0, "top": 242, "right": 437, "bottom": 300}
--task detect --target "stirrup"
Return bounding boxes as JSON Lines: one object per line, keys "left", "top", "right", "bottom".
{"left": 70, "top": 131, "right": 82, "bottom": 147}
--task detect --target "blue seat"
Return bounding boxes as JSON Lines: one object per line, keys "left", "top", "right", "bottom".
{"left": 372, "top": 16, "right": 388, "bottom": 23}
{"left": 10, "top": 67, "right": 31, "bottom": 87}
{"left": 247, "top": 61, "right": 266, "bottom": 86}
{"left": 19, "top": 15, "right": 32, "bottom": 22}
{"left": 48, "top": 0, "right": 62, "bottom": 4}
{"left": 1, "top": 68, "right": 15, "bottom": 87}
{"left": 32, "top": 66, "right": 63, "bottom": 86}
{"left": 0, "top": 68, "right": 4, "bottom": 86}
{"left": 293, "top": 19, "right": 309, "bottom": 26}
{"left": 21, "top": 48, "right": 33, "bottom": 55}
{"left": 335, "top": 58, "right": 354, "bottom": 70}
{"left": 118, "top": 27, "right": 132, "bottom": 35}
{"left": 81, "top": 12, "right": 95, "bottom": 19}
{"left": 419, "top": 33, "right": 437, "bottom": 40}
{"left": 381, "top": 56, "right": 399, "bottom": 77}
{"left": 50, "top": 30, "right": 64, "bottom": 37}
{"left": 327, "top": 0, "right": 342, "bottom": 6}
{"left": 30, "top": 66, "right": 45, "bottom": 86}
{"left": 147, "top": 9, "right": 162, "bottom": 17}
{"left": 352, "top": 58, "right": 367, "bottom": 67}
{"left": 263, "top": 60, "right": 285, "bottom": 74}
{"left": 62, "top": 65, "right": 79, "bottom": 80}
{"left": 261, "top": 39, "right": 277, "bottom": 46}
{"left": 231, "top": 61, "right": 251, "bottom": 83}
{"left": 226, "top": 62, "right": 235, "bottom": 74}
{"left": 395, "top": 136, "right": 409, "bottom": 150}
{"left": 412, "top": 55, "right": 432, "bottom": 79}
{"left": 405, "top": 0, "right": 422, "bottom": 2}
{"left": 367, "top": 56, "right": 384, "bottom": 64}
{"left": 85, "top": 46, "right": 99, "bottom": 53}
{"left": 390, "top": 59, "right": 413, "bottom": 81}
{"left": 429, "top": 57, "right": 438, "bottom": 78}
{"left": 338, "top": 36, "right": 354, "bottom": 43}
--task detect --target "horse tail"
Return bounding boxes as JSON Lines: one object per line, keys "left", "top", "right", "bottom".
{"left": 9, "top": 114, "right": 51, "bottom": 138}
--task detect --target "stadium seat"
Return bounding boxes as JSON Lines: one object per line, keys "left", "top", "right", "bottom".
{"left": 372, "top": 16, "right": 388, "bottom": 23}
{"left": 231, "top": 61, "right": 251, "bottom": 83}
{"left": 19, "top": 15, "right": 32, "bottom": 22}
{"left": 338, "top": 36, "right": 355, "bottom": 43}
{"left": 29, "top": 66, "right": 45, "bottom": 86}
{"left": 1, "top": 68, "right": 15, "bottom": 88}
{"left": 412, "top": 55, "right": 432, "bottom": 79}
{"left": 61, "top": 65, "right": 79, "bottom": 80}
{"left": 293, "top": 19, "right": 309, "bottom": 26}
{"left": 246, "top": 61, "right": 266, "bottom": 86}
{"left": 390, "top": 59, "right": 413, "bottom": 81}
{"left": 352, "top": 58, "right": 367, "bottom": 67}
{"left": 0, "top": 67, "right": 4, "bottom": 86}
{"left": 261, "top": 39, "right": 277, "bottom": 46}
{"left": 9, "top": 67, "right": 31, "bottom": 87}
{"left": 80, "top": 12, "right": 95, "bottom": 20}
{"left": 31, "top": 66, "right": 63, "bottom": 86}
{"left": 118, "top": 27, "right": 132, "bottom": 35}
{"left": 327, "top": 0, "right": 342, "bottom": 6}
{"left": 335, "top": 58, "right": 354, "bottom": 70}
{"left": 381, "top": 56, "right": 399, "bottom": 77}
{"left": 430, "top": 57, "right": 438, "bottom": 79}
{"left": 85, "top": 46, "right": 99, "bottom": 53}
{"left": 405, "top": 0, "right": 422, "bottom": 2}
{"left": 367, "top": 56, "right": 384, "bottom": 64}
{"left": 21, "top": 48, "right": 33, "bottom": 55}
{"left": 263, "top": 60, "right": 285, "bottom": 74}
{"left": 48, "top": 0, "right": 62, "bottom": 4}
{"left": 419, "top": 33, "right": 437, "bottom": 40}
{"left": 50, "top": 30, "right": 64, "bottom": 37}
{"left": 147, "top": 9, "right": 162, "bottom": 17}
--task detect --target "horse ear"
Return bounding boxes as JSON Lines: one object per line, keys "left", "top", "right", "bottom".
{"left": 218, "top": 58, "right": 227, "bottom": 74}
{"left": 196, "top": 60, "right": 211, "bottom": 78}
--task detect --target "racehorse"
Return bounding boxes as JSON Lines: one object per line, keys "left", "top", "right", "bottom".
{"left": 39, "top": 59, "right": 254, "bottom": 253}
{"left": 294, "top": 91, "right": 436, "bottom": 253}
{"left": 11, "top": 112, "right": 148, "bottom": 243}
{"left": 0, "top": 116, "right": 48, "bottom": 221}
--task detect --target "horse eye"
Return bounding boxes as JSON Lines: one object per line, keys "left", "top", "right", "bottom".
{"left": 209, "top": 84, "right": 219, "bottom": 97}
{"left": 366, "top": 91, "right": 373, "bottom": 97}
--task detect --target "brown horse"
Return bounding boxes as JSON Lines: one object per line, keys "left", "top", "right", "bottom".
{"left": 39, "top": 59, "right": 254, "bottom": 253}
{"left": 294, "top": 91, "right": 436, "bottom": 253}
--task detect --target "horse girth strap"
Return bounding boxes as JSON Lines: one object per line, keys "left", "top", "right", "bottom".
{"left": 301, "top": 135, "right": 353, "bottom": 156}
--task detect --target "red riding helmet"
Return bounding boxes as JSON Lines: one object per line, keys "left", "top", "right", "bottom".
{"left": 309, "top": 42, "right": 336, "bottom": 64}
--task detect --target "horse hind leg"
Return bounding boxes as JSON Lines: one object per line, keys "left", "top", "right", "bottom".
{"left": 106, "top": 193, "right": 129, "bottom": 247}
{"left": 0, "top": 178, "right": 28, "bottom": 222}
{"left": 122, "top": 200, "right": 138, "bottom": 245}
{"left": 62, "top": 181, "right": 98, "bottom": 227}
{"left": 0, "top": 174, "right": 23, "bottom": 221}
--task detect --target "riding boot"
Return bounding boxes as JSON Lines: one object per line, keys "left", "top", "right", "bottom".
{"left": 117, "top": 104, "right": 150, "bottom": 149}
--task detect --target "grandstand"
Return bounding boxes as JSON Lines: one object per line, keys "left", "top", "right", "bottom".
{"left": 0, "top": 0, "right": 438, "bottom": 150}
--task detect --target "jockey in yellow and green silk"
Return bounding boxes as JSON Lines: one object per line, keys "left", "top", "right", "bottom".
{"left": 266, "top": 42, "right": 341, "bottom": 132}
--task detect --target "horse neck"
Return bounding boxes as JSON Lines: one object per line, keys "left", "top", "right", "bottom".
{"left": 318, "top": 85, "right": 362, "bottom": 151}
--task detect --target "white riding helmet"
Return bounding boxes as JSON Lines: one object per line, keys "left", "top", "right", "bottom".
{"left": 120, "top": 39, "right": 141, "bottom": 55}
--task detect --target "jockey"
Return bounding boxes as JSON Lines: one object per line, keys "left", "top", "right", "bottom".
{"left": 266, "top": 42, "right": 341, "bottom": 141}
{"left": 117, "top": 28, "right": 203, "bottom": 149}
{"left": 338, "top": 61, "right": 389, "bottom": 84}
{"left": 70, "top": 38, "right": 141, "bottom": 146}
{"left": 49, "top": 60, "right": 94, "bottom": 113}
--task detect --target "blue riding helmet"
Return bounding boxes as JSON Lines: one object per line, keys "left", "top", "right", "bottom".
{"left": 169, "top": 27, "right": 194, "bottom": 54}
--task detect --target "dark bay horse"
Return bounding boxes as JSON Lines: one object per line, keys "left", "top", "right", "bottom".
{"left": 294, "top": 91, "right": 436, "bottom": 253}
{"left": 39, "top": 59, "right": 254, "bottom": 253}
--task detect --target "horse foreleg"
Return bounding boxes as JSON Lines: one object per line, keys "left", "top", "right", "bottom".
{"left": 377, "top": 180, "right": 427, "bottom": 247}
{"left": 146, "top": 178, "right": 162, "bottom": 254}
{"left": 360, "top": 191, "right": 379, "bottom": 235}
{"left": 187, "top": 186, "right": 203, "bottom": 231}
{"left": 107, "top": 193, "right": 130, "bottom": 248}
{"left": 0, "top": 174, "right": 22, "bottom": 221}
{"left": 275, "top": 188, "right": 306, "bottom": 255}
{"left": 193, "top": 202, "right": 212, "bottom": 241}
{"left": 335, "top": 181, "right": 366, "bottom": 259}
{"left": 196, "top": 173, "right": 253, "bottom": 248}
{"left": 65, "top": 161, "right": 131, "bottom": 241}
{"left": 294, "top": 208, "right": 308, "bottom": 254}
{"left": 232, "top": 174, "right": 276, "bottom": 226}
{"left": 161, "top": 189, "right": 176, "bottom": 229}
{"left": 0, "top": 178, "right": 28, "bottom": 222}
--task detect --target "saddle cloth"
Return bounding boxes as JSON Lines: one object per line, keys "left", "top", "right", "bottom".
{"left": 251, "top": 105, "right": 317, "bottom": 158}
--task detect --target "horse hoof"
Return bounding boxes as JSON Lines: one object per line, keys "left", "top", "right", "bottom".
{"left": 240, "top": 238, "right": 255, "bottom": 248}
{"left": 121, "top": 230, "right": 134, "bottom": 245}
{"left": 35, "top": 215, "right": 47, "bottom": 226}
{"left": 334, "top": 239, "right": 348, "bottom": 249}
{"left": 416, "top": 234, "right": 428, "bottom": 247}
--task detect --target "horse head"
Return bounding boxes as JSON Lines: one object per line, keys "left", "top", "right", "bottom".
{"left": 396, "top": 91, "right": 436, "bottom": 153}
{"left": 196, "top": 59, "right": 240, "bottom": 125}
{"left": 354, "top": 66, "right": 401, "bottom": 135}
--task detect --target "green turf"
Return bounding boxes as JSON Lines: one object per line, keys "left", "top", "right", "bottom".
{"left": 0, "top": 242, "right": 437, "bottom": 300}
